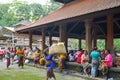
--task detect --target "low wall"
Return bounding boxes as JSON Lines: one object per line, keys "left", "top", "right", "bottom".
{"left": 27, "top": 58, "right": 120, "bottom": 80}
{"left": 63, "top": 62, "right": 120, "bottom": 80}
{"left": 64, "top": 62, "right": 83, "bottom": 72}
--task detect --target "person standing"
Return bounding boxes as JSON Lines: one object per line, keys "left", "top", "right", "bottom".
{"left": 10, "top": 47, "right": 15, "bottom": 64}
{"left": 0, "top": 47, "right": 5, "bottom": 61}
{"left": 5, "top": 47, "right": 11, "bottom": 69}
{"left": 46, "top": 54, "right": 56, "bottom": 80}
{"left": 90, "top": 47, "right": 101, "bottom": 77}
{"left": 16, "top": 47, "right": 24, "bottom": 69}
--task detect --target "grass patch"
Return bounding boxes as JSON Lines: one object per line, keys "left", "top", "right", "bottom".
{"left": 0, "top": 66, "right": 46, "bottom": 80}
{"left": 0, "top": 63, "right": 85, "bottom": 80}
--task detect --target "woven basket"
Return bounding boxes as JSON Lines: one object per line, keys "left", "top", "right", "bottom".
{"left": 49, "top": 42, "right": 66, "bottom": 54}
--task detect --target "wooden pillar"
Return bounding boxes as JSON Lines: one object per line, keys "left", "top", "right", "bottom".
{"left": 49, "top": 32, "right": 52, "bottom": 46}
{"left": 107, "top": 14, "right": 113, "bottom": 50}
{"left": 42, "top": 28, "right": 46, "bottom": 51}
{"left": 78, "top": 38, "right": 81, "bottom": 50}
{"left": 85, "top": 19, "right": 92, "bottom": 53}
{"left": 105, "top": 38, "right": 107, "bottom": 49}
{"left": 29, "top": 31, "right": 32, "bottom": 49}
{"left": 93, "top": 26, "right": 97, "bottom": 48}
{"left": 59, "top": 24, "right": 68, "bottom": 51}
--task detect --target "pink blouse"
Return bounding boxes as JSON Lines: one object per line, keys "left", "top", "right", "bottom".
{"left": 0, "top": 49, "right": 4, "bottom": 54}
{"left": 105, "top": 54, "right": 113, "bottom": 67}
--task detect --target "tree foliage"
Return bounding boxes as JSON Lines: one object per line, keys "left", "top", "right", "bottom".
{"left": 0, "top": 0, "right": 62, "bottom": 27}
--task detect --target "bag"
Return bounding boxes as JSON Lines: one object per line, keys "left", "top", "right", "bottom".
{"left": 49, "top": 42, "right": 66, "bottom": 54}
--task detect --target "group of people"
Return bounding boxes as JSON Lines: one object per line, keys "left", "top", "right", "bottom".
{"left": 0, "top": 47, "right": 24, "bottom": 69}
{"left": 0, "top": 46, "right": 25, "bottom": 69}
{"left": 91, "top": 48, "right": 113, "bottom": 80}
{"left": 0, "top": 46, "right": 114, "bottom": 80}
{"left": 67, "top": 47, "right": 113, "bottom": 80}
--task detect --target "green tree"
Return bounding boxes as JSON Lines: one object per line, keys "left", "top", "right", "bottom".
{"left": 114, "top": 39, "right": 120, "bottom": 51}
{"left": 0, "top": 0, "right": 62, "bottom": 27}
{"left": 29, "top": 3, "right": 44, "bottom": 22}
{"left": 42, "top": 0, "right": 63, "bottom": 16}
{"left": 16, "top": 4, "right": 30, "bottom": 20}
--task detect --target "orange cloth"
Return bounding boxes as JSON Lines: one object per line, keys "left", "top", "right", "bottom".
{"left": 81, "top": 54, "right": 89, "bottom": 64}
{"left": 104, "top": 61, "right": 108, "bottom": 66}
{"left": 17, "top": 49, "right": 24, "bottom": 55}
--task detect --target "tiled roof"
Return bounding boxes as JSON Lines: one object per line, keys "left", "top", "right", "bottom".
{"left": 54, "top": 0, "right": 76, "bottom": 4}
{"left": 16, "top": 0, "right": 120, "bottom": 31}
{"left": 14, "top": 20, "right": 31, "bottom": 27}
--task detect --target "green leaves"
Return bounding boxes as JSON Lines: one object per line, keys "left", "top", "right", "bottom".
{"left": 0, "top": 0, "right": 62, "bottom": 27}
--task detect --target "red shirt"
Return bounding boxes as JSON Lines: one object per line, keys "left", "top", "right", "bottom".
{"left": 76, "top": 52, "right": 84, "bottom": 63}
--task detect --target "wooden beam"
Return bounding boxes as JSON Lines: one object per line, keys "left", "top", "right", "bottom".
{"left": 48, "top": 32, "right": 52, "bottom": 46}
{"left": 105, "top": 38, "right": 107, "bottom": 49}
{"left": 115, "top": 20, "right": 120, "bottom": 30}
{"left": 59, "top": 24, "right": 67, "bottom": 42}
{"left": 59, "top": 24, "right": 68, "bottom": 51}
{"left": 29, "top": 31, "right": 32, "bottom": 49}
{"left": 95, "top": 18, "right": 120, "bottom": 24}
{"left": 85, "top": 19, "right": 92, "bottom": 53}
{"left": 41, "top": 28, "right": 46, "bottom": 51}
{"left": 93, "top": 26, "right": 97, "bottom": 47}
{"left": 54, "top": 31, "right": 80, "bottom": 38}
{"left": 107, "top": 14, "right": 113, "bottom": 50}
{"left": 78, "top": 38, "right": 81, "bottom": 50}
{"left": 96, "top": 24, "right": 106, "bottom": 35}
{"left": 51, "top": 26, "right": 57, "bottom": 32}
{"left": 68, "top": 21, "right": 80, "bottom": 33}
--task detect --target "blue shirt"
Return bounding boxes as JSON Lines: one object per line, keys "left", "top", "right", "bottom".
{"left": 90, "top": 51, "right": 100, "bottom": 61}
{"left": 47, "top": 61, "right": 55, "bottom": 69}
{"left": 46, "top": 54, "right": 53, "bottom": 60}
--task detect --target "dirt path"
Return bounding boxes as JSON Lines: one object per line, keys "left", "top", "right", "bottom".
{"left": 0, "top": 61, "right": 85, "bottom": 80}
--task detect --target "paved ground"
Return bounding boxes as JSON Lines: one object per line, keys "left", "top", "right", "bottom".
{"left": 0, "top": 60, "right": 85, "bottom": 80}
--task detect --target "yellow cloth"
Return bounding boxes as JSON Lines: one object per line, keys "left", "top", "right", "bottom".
{"left": 39, "top": 57, "right": 45, "bottom": 65}
{"left": 29, "top": 52, "right": 41, "bottom": 58}
{"left": 60, "top": 54, "right": 66, "bottom": 59}
{"left": 58, "top": 54, "right": 66, "bottom": 69}
{"left": 34, "top": 52, "right": 41, "bottom": 57}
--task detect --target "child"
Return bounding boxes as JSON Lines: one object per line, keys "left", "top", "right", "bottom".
{"left": 46, "top": 54, "right": 56, "bottom": 80}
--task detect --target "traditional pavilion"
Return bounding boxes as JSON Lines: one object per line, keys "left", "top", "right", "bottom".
{"left": 15, "top": 0, "right": 120, "bottom": 53}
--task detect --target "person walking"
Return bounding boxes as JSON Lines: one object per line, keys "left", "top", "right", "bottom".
{"left": 46, "top": 54, "right": 56, "bottom": 80}
{"left": 5, "top": 47, "right": 11, "bottom": 69}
